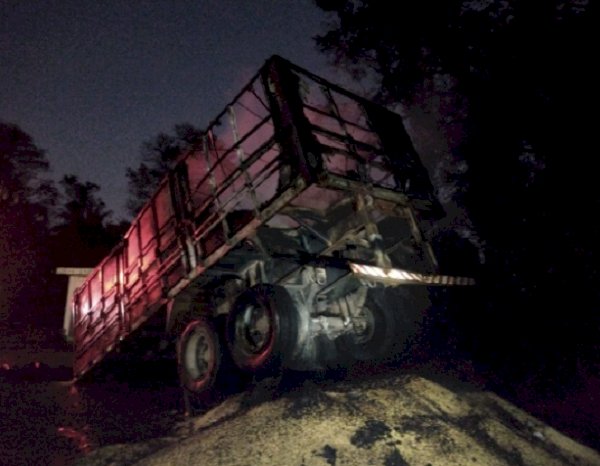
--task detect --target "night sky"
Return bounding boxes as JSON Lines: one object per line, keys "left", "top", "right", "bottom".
{"left": 1, "top": 0, "right": 336, "bottom": 219}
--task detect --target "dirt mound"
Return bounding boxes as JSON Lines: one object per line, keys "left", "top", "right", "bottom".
{"left": 76, "top": 374, "right": 600, "bottom": 466}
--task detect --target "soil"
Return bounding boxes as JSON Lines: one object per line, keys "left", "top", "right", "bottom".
{"left": 72, "top": 370, "right": 600, "bottom": 466}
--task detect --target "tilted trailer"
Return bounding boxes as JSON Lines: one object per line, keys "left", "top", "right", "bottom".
{"left": 70, "top": 56, "right": 473, "bottom": 400}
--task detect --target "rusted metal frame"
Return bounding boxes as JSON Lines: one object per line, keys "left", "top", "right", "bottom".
{"left": 190, "top": 164, "right": 282, "bottom": 253}
{"left": 98, "top": 257, "right": 108, "bottom": 321}
{"left": 75, "top": 313, "right": 121, "bottom": 358}
{"left": 321, "top": 85, "right": 370, "bottom": 182}
{"left": 247, "top": 83, "right": 270, "bottom": 114}
{"left": 316, "top": 173, "right": 435, "bottom": 270}
{"left": 123, "top": 271, "right": 166, "bottom": 331}
{"left": 261, "top": 56, "right": 323, "bottom": 186}
{"left": 188, "top": 134, "right": 277, "bottom": 233}
{"left": 318, "top": 173, "right": 410, "bottom": 206}
{"left": 315, "top": 137, "right": 380, "bottom": 172}
{"left": 302, "top": 101, "right": 374, "bottom": 135}
{"left": 202, "top": 132, "right": 231, "bottom": 243}
{"left": 177, "top": 72, "right": 268, "bottom": 206}
{"left": 186, "top": 105, "right": 272, "bottom": 212}
{"left": 286, "top": 215, "right": 332, "bottom": 248}
{"left": 190, "top": 141, "right": 281, "bottom": 245}
{"left": 189, "top": 113, "right": 272, "bottom": 196}
{"left": 168, "top": 179, "right": 307, "bottom": 298}
{"left": 124, "top": 174, "right": 175, "bottom": 299}
{"left": 116, "top": 247, "right": 126, "bottom": 337}
{"left": 383, "top": 234, "right": 420, "bottom": 260}
{"left": 76, "top": 292, "right": 92, "bottom": 338}
{"left": 280, "top": 188, "right": 354, "bottom": 228}
{"left": 147, "top": 191, "right": 173, "bottom": 297}
{"left": 282, "top": 57, "right": 413, "bottom": 135}
{"left": 278, "top": 56, "right": 395, "bottom": 121}
{"left": 318, "top": 145, "right": 394, "bottom": 186}
{"left": 197, "top": 161, "right": 283, "bottom": 241}
{"left": 74, "top": 62, "right": 282, "bottom": 378}
{"left": 404, "top": 205, "right": 439, "bottom": 271}
{"left": 181, "top": 74, "right": 271, "bottom": 209}
{"left": 126, "top": 215, "right": 151, "bottom": 303}
{"left": 200, "top": 71, "right": 265, "bottom": 137}
{"left": 308, "top": 117, "right": 394, "bottom": 189}
{"left": 154, "top": 221, "right": 181, "bottom": 280}
{"left": 240, "top": 141, "right": 282, "bottom": 196}
{"left": 235, "top": 98, "right": 268, "bottom": 122}
{"left": 155, "top": 240, "right": 183, "bottom": 278}
{"left": 285, "top": 55, "right": 439, "bottom": 208}
{"left": 310, "top": 128, "right": 381, "bottom": 158}
{"left": 189, "top": 135, "right": 276, "bottom": 223}
{"left": 370, "top": 203, "right": 433, "bottom": 269}
{"left": 352, "top": 192, "right": 392, "bottom": 268}
{"left": 190, "top": 138, "right": 280, "bottom": 237}
{"left": 318, "top": 224, "right": 367, "bottom": 258}
{"left": 85, "top": 271, "right": 102, "bottom": 331}
{"left": 273, "top": 206, "right": 367, "bottom": 289}
{"left": 122, "top": 225, "right": 140, "bottom": 309}
{"left": 168, "top": 159, "right": 203, "bottom": 276}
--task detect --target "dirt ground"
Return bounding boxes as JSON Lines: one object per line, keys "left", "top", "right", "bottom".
{"left": 74, "top": 372, "right": 600, "bottom": 466}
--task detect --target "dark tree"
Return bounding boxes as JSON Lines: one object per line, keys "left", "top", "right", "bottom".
{"left": 315, "top": 1, "right": 597, "bottom": 382}
{"left": 0, "top": 122, "right": 56, "bottom": 323}
{"left": 51, "top": 175, "right": 124, "bottom": 267}
{"left": 126, "top": 123, "right": 203, "bottom": 216}
{"left": 0, "top": 121, "right": 56, "bottom": 217}
{"left": 57, "top": 175, "right": 111, "bottom": 230}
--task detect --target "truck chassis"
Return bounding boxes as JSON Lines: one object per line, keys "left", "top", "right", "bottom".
{"left": 71, "top": 56, "right": 472, "bottom": 399}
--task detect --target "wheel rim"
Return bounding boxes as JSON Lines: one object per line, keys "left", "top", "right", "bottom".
{"left": 353, "top": 305, "right": 376, "bottom": 344}
{"left": 181, "top": 321, "right": 217, "bottom": 390}
{"left": 227, "top": 284, "right": 298, "bottom": 373}
{"left": 237, "top": 303, "right": 272, "bottom": 355}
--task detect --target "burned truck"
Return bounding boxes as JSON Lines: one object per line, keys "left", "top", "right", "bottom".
{"left": 70, "top": 56, "right": 472, "bottom": 398}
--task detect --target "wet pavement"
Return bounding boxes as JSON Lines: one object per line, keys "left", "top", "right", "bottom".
{"left": 0, "top": 369, "right": 183, "bottom": 466}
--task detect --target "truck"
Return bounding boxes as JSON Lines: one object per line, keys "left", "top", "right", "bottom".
{"left": 69, "top": 56, "right": 473, "bottom": 401}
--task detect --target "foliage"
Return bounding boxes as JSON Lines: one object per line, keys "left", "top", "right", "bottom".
{"left": 0, "top": 121, "right": 57, "bottom": 219}
{"left": 51, "top": 175, "right": 125, "bottom": 267}
{"left": 0, "top": 122, "right": 123, "bottom": 327}
{"left": 126, "top": 123, "right": 203, "bottom": 217}
{"left": 315, "top": 1, "right": 597, "bottom": 379}
{"left": 0, "top": 122, "right": 56, "bottom": 322}
{"left": 56, "top": 175, "right": 111, "bottom": 230}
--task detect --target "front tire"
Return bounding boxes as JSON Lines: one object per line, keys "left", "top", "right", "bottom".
{"left": 226, "top": 284, "right": 299, "bottom": 374}
{"left": 177, "top": 318, "right": 221, "bottom": 396}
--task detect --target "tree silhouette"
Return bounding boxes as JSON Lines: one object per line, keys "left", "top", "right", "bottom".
{"left": 0, "top": 122, "right": 56, "bottom": 323}
{"left": 57, "top": 175, "right": 110, "bottom": 229}
{"left": 315, "top": 1, "right": 597, "bottom": 381}
{"left": 51, "top": 175, "right": 123, "bottom": 268}
{"left": 126, "top": 123, "right": 203, "bottom": 217}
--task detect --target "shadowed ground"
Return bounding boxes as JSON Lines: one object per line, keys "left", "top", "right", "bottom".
{"left": 74, "top": 372, "right": 600, "bottom": 466}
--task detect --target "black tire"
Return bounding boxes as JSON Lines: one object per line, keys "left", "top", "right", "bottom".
{"left": 226, "top": 284, "right": 299, "bottom": 374}
{"left": 177, "top": 318, "right": 221, "bottom": 396}
{"left": 336, "top": 287, "right": 429, "bottom": 363}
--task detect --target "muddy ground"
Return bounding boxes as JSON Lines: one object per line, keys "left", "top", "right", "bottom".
{"left": 73, "top": 367, "right": 600, "bottom": 466}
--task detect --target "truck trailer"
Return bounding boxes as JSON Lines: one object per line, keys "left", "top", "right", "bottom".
{"left": 69, "top": 56, "right": 472, "bottom": 400}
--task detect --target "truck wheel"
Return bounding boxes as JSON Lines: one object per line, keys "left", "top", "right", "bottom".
{"left": 177, "top": 318, "right": 221, "bottom": 395}
{"left": 336, "top": 297, "right": 395, "bottom": 362}
{"left": 226, "top": 284, "right": 298, "bottom": 374}
{"left": 336, "top": 288, "right": 427, "bottom": 363}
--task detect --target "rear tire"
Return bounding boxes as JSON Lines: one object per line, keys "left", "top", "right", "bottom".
{"left": 226, "top": 284, "right": 299, "bottom": 374}
{"left": 336, "top": 287, "right": 429, "bottom": 363}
